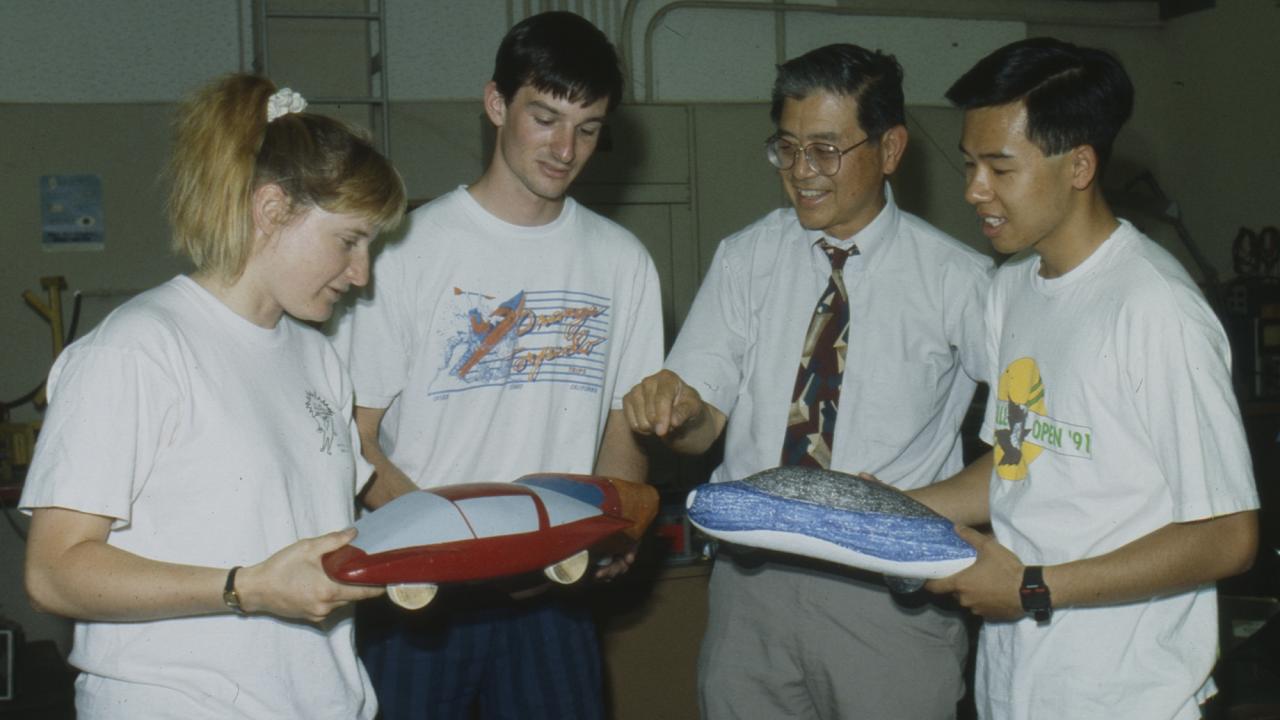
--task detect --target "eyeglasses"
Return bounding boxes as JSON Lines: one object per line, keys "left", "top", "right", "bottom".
{"left": 765, "top": 135, "right": 871, "bottom": 176}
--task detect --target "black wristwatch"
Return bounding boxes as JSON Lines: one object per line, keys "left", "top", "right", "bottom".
{"left": 1019, "top": 565, "right": 1052, "bottom": 623}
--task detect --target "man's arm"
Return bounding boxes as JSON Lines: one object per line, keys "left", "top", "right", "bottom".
{"left": 622, "top": 369, "right": 727, "bottom": 456}
{"left": 591, "top": 408, "right": 650, "bottom": 580}
{"left": 927, "top": 509, "right": 1258, "bottom": 619}
{"left": 354, "top": 405, "right": 419, "bottom": 510}
{"left": 908, "top": 450, "right": 992, "bottom": 528}
{"left": 594, "top": 408, "right": 649, "bottom": 484}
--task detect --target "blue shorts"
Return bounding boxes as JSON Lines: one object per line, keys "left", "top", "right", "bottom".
{"left": 358, "top": 589, "right": 604, "bottom": 720}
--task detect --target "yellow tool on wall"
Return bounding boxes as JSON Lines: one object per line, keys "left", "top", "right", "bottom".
{"left": 23, "top": 276, "right": 69, "bottom": 409}
{"left": 1, "top": 276, "right": 71, "bottom": 494}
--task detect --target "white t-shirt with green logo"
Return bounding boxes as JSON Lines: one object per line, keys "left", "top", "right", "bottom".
{"left": 978, "top": 220, "right": 1259, "bottom": 719}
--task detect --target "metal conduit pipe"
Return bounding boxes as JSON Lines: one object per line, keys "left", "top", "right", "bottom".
{"left": 630, "top": 0, "right": 1161, "bottom": 102}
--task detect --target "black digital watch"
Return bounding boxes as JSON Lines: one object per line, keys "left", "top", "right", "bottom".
{"left": 1019, "top": 565, "right": 1052, "bottom": 623}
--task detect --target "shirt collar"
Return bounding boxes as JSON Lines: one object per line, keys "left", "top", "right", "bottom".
{"left": 805, "top": 181, "right": 899, "bottom": 266}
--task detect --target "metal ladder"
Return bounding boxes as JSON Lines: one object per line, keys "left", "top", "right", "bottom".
{"left": 251, "top": 0, "right": 392, "bottom": 157}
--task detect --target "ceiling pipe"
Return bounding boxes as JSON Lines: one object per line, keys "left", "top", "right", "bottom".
{"left": 630, "top": 0, "right": 1161, "bottom": 102}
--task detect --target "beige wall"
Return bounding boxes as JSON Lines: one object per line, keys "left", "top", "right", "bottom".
{"left": 1029, "top": 4, "right": 1280, "bottom": 284}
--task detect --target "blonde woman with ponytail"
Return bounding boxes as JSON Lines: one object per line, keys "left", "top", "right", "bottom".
{"left": 20, "top": 73, "right": 405, "bottom": 719}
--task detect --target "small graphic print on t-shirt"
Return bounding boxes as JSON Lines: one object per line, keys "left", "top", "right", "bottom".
{"left": 994, "top": 357, "right": 1094, "bottom": 480}
{"left": 305, "top": 390, "right": 341, "bottom": 455}
{"left": 430, "top": 286, "right": 610, "bottom": 396}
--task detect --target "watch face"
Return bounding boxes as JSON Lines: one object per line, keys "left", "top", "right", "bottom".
{"left": 1020, "top": 566, "right": 1051, "bottom": 622}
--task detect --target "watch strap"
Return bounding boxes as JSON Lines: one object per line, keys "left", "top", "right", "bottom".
{"left": 1019, "top": 565, "right": 1052, "bottom": 623}
{"left": 223, "top": 566, "right": 246, "bottom": 615}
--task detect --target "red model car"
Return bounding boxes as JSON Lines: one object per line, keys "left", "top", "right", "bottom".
{"left": 323, "top": 473, "right": 657, "bottom": 609}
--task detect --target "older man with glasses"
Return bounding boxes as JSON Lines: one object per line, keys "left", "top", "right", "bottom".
{"left": 623, "top": 43, "right": 994, "bottom": 719}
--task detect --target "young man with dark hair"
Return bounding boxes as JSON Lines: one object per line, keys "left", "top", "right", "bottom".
{"left": 624, "top": 44, "right": 993, "bottom": 719}
{"left": 913, "top": 37, "right": 1259, "bottom": 718}
{"left": 335, "top": 11, "right": 663, "bottom": 719}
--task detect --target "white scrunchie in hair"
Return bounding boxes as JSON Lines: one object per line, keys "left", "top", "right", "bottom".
{"left": 266, "top": 88, "right": 307, "bottom": 122}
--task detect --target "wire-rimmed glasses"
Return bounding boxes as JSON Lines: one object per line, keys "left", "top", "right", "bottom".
{"left": 765, "top": 134, "right": 871, "bottom": 176}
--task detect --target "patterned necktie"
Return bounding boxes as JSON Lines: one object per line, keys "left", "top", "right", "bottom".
{"left": 780, "top": 240, "right": 857, "bottom": 468}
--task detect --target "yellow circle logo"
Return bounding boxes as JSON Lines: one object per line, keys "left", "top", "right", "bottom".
{"left": 994, "top": 357, "right": 1046, "bottom": 481}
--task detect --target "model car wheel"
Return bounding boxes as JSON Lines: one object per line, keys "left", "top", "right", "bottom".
{"left": 543, "top": 549, "right": 590, "bottom": 585}
{"left": 386, "top": 582, "right": 439, "bottom": 610}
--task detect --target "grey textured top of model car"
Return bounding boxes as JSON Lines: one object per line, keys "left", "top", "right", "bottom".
{"left": 742, "top": 466, "right": 939, "bottom": 519}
